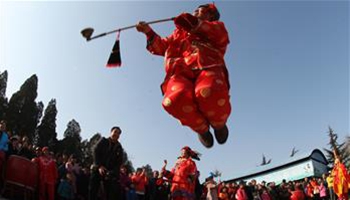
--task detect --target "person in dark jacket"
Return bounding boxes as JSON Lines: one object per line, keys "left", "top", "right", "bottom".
{"left": 88, "top": 126, "right": 124, "bottom": 200}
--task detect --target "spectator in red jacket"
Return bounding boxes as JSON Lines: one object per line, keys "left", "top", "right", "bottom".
{"left": 131, "top": 167, "right": 148, "bottom": 200}
{"left": 290, "top": 183, "right": 305, "bottom": 200}
{"left": 34, "top": 146, "right": 58, "bottom": 200}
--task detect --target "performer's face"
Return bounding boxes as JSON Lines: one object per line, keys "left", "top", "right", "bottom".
{"left": 193, "top": 7, "right": 211, "bottom": 21}
{"left": 181, "top": 149, "right": 189, "bottom": 158}
{"left": 335, "top": 158, "right": 340, "bottom": 164}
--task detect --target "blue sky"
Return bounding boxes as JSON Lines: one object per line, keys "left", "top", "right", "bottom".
{"left": 0, "top": 1, "right": 348, "bottom": 181}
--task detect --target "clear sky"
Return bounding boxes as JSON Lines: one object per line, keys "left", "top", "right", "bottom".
{"left": 0, "top": 1, "right": 349, "bottom": 181}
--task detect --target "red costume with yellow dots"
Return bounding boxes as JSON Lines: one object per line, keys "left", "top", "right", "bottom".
{"left": 145, "top": 5, "right": 231, "bottom": 136}
{"left": 333, "top": 160, "right": 349, "bottom": 200}
{"left": 163, "top": 147, "right": 199, "bottom": 200}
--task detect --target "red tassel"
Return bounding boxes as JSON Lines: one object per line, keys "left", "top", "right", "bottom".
{"left": 106, "top": 31, "right": 122, "bottom": 67}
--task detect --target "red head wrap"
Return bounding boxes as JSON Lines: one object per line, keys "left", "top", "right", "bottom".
{"left": 198, "top": 3, "right": 220, "bottom": 21}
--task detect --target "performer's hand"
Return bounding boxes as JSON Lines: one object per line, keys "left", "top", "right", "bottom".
{"left": 98, "top": 165, "right": 107, "bottom": 176}
{"left": 136, "top": 21, "right": 152, "bottom": 34}
{"left": 174, "top": 13, "right": 199, "bottom": 32}
{"left": 162, "top": 159, "right": 167, "bottom": 171}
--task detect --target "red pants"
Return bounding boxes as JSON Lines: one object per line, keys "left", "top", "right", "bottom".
{"left": 162, "top": 67, "right": 231, "bottom": 134}
{"left": 39, "top": 182, "right": 55, "bottom": 200}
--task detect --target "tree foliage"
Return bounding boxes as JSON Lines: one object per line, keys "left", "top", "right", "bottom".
{"left": 324, "top": 127, "right": 350, "bottom": 168}
{"left": 59, "top": 119, "right": 82, "bottom": 157}
{"left": 0, "top": 70, "right": 136, "bottom": 171}
{"left": 79, "top": 133, "right": 101, "bottom": 167}
{"left": 6, "top": 74, "right": 42, "bottom": 138}
{"left": 34, "top": 99, "right": 57, "bottom": 147}
{"left": 0, "top": 70, "right": 8, "bottom": 120}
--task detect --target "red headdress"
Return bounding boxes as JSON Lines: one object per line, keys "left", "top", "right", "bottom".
{"left": 198, "top": 3, "right": 220, "bottom": 21}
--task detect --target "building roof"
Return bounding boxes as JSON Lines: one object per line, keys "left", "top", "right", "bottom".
{"left": 225, "top": 149, "right": 328, "bottom": 183}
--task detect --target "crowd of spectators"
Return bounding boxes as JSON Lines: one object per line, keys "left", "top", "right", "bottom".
{"left": 0, "top": 120, "right": 345, "bottom": 200}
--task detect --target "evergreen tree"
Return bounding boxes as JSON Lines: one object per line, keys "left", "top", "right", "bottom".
{"left": 34, "top": 99, "right": 57, "bottom": 147}
{"left": 80, "top": 139, "right": 92, "bottom": 166}
{"left": 123, "top": 156, "right": 134, "bottom": 173}
{"left": 142, "top": 164, "right": 153, "bottom": 178}
{"left": 6, "top": 74, "right": 41, "bottom": 137}
{"left": 324, "top": 127, "right": 350, "bottom": 168}
{"left": 345, "top": 136, "right": 350, "bottom": 163}
{"left": 59, "top": 119, "right": 82, "bottom": 157}
{"left": 0, "top": 70, "right": 8, "bottom": 120}
{"left": 79, "top": 133, "right": 102, "bottom": 167}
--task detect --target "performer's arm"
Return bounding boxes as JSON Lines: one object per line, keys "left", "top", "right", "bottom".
{"left": 136, "top": 21, "right": 170, "bottom": 56}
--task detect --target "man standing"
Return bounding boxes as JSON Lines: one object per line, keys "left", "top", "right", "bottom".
{"left": 88, "top": 126, "right": 124, "bottom": 200}
{"left": 136, "top": 3, "right": 231, "bottom": 148}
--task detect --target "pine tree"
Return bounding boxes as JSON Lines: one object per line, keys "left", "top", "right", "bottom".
{"left": 34, "top": 99, "right": 57, "bottom": 147}
{"left": 77, "top": 133, "right": 101, "bottom": 167}
{"left": 6, "top": 74, "right": 41, "bottom": 137}
{"left": 122, "top": 152, "right": 134, "bottom": 173}
{"left": 345, "top": 136, "right": 350, "bottom": 164}
{"left": 324, "top": 127, "right": 350, "bottom": 168}
{"left": 142, "top": 164, "right": 153, "bottom": 178}
{"left": 59, "top": 119, "right": 82, "bottom": 157}
{"left": 0, "top": 70, "right": 8, "bottom": 120}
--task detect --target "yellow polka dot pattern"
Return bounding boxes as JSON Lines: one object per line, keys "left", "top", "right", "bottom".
{"left": 163, "top": 98, "right": 172, "bottom": 107}
{"left": 182, "top": 105, "right": 194, "bottom": 113}
{"left": 200, "top": 88, "right": 211, "bottom": 98}
{"left": 217, "top": 99, "right": 226, "bottom": 106}
{"left": 207, "top": 111, "right": 215, "bottom": 117}
{"left": 205, "top": 71, "right": 216, "bottom": 77}
{"left": 216, "top": 79, "right": 224, "bottom": 85}
{"left": 196, "top": 118, "right": 204, "bottom": 124}
{"left": 171, "top": 85, "right": 178, "bottom": 91}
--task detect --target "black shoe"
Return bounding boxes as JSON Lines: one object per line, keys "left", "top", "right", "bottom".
{"left": 198, "top": 131, "right": 214, "bottom": 148}
{"left": 214, "top": 125, "right": 229, "bottom": 144}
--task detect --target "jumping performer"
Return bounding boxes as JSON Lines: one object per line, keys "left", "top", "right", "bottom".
{"left": 136, "top": 3, "right": 231, "bottom": 148}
